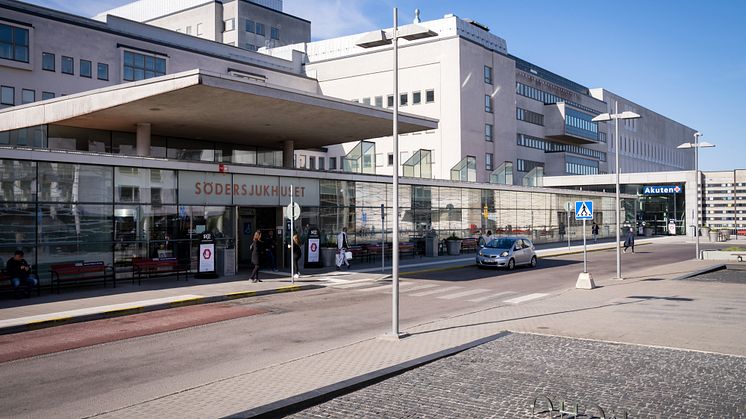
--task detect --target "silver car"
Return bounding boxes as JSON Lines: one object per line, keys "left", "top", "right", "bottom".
{"left": 476, "top": 237, "right": 537, "bottom": 270}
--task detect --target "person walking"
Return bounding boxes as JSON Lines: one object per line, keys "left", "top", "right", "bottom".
{"left": 249, "top": 231, "right": 262, "bottom": 282}
{"left": 336, "top": 227, "right": 350, "bottom": 270}
{"left": 6, "top": 250, "right": 38, "bottom": 298}
{"left": 264, "top": 231, "right": 278, "bottom": 272}
{"left": 623, "top": 227, "right": 635, "bottom": 253}
{"left": 291, "top": 233, "right": 302, "bottom": 279}
{"left": 591, "top": 222, "right": 599, "bottom": 244}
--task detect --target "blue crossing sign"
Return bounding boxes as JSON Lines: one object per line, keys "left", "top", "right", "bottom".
{"left": 575, "top": 201, "right": 593, "bottom": 220}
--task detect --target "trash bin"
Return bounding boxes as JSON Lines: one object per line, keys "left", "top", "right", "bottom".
{"left": 425, "top": 229, "right": 438, "bottom": 257}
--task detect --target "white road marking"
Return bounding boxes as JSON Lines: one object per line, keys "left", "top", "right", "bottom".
{"left": 503, "top": 293, "right": 548, "bottom": 304}
{"left": 356, "top": 285, "right": 393, "bottom": 292}
{"left": 467, "top": 291, "right": 516, "bottom": 302}
{"left": 436, "top": 289, "right": 491, "bottom": 300}
{"left": 332, "top": 282, "right": 374, "bottom": 289}
{"left": 409, "top": 286, "right": 463, "bottom": 297}
{"left": 387, "top": 283, "right": 438, "bottom": 293}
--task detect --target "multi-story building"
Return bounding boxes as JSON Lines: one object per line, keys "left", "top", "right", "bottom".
{"left": 267, "top": 14, "right": 696, "bottom": 184}
{"left": 702, "top": 170, "right": 746, "bottom": 231}
{"left": 93, "top": 0, "right": 310, "bottom": 51}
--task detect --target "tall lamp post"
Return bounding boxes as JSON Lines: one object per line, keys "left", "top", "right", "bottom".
{"left": 357, "top": 9, "right": 436, "bottom": 339}
{"left": 592, "top": 101, "right": 640, "bottom": 280}
{"left": 677, "top": 133, "right": 715, "bottom": 260}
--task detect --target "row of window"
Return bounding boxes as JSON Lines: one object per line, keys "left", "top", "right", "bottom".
{"left": 0, "top": 22, "right": 29, "bottom": 63}
{"left": 296, "top": 155, "right": 341, "bottom": 171}
{"left": 516, "top": 134, "right": 607, "bottom": 161}
{"left": 176, "top": 23, "right": 204, "bottom": 36}
{"left": 353, "top": 89, "right": 436, "bottom": 108}
{"left": 566, "top": 162, "right": 599, "bottom": 175}
{"left": 516, "top": 108, "right": 544, "bottom": 126}
{"left": 41, "top": 52, "right": 109, "bottom": 80}
{"left": 484, "top": 65, "right": 493, "bottom": 85}
{"left": 0, "top": 86, "right": 56, "bottom": 106}
{"left": 222, "top": 18, "right": 280, "bottom": 41}
{"left": 123, "top": 50, "right": 166, "bottom": 82}
{"left": 515, "top": 82, "right": 600, "bottom": 115}
{"left": 516, "top": 159, "right": 544, "bottom": 173}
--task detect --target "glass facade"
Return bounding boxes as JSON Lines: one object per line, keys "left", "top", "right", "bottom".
{"left": 565, "top": 108, "right": 599, "bottom": 141}
{"left": 0, "top": 157, "right": 634, "bottom": 285}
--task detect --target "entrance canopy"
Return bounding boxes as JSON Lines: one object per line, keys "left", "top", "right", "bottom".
{"left": 0, "top": 69, "right": 437, "bottom": 148}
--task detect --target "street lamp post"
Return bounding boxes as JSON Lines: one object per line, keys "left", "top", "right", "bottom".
{"left": 592, "top": 101, "right": 641, "bottom": 280}
{"left": 677, "top": 133, "right": 715, "bottom": 260}
{"left": 356, "top": 10, "right": 437, "bottom": 339}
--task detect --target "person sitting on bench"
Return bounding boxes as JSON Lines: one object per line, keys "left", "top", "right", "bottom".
{"left": 6, "top": 250, "right": 38, "bottom": 297}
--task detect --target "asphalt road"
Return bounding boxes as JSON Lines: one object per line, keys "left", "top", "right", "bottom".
{"left": 0, "top": 241, "right": 703, "bottom": 418}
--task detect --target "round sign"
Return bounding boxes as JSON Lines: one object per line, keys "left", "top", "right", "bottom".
{"left": 286, "top": 202, "right": 301, "bottom": 220}
{"left": 310, "top": 243, "right": 318, "bottom": 252}
{"left": 202, "top": 248, "right": 212, "bottom": 259}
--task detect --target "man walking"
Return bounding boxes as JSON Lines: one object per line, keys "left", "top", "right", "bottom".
{"left": 336, "top": 227, "right": 350, "bottom": 270}
{"left": 623, "top": 227, "right": 635, "bottom": 253}
{"left": 6, "top": 250, "right": 38, "bottom": 297}
{"left": 591, "top": 222, "right": 599, "bottom": 244}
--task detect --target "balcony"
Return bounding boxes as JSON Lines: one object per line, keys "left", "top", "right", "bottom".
{"left": 544, "top": 103, "right": 602, "bottom": 145}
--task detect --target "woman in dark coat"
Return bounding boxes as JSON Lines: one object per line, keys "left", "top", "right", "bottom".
{"left": 292, "top": 233, "right": 302, "bottom": 279}
{"left": 250, "top": 231, "right": 262, "bottom": 282}
{"left": 623, "top": 227, "right": 635, "bottom": 253}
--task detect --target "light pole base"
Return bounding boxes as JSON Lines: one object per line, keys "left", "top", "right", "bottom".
{"left": 379, "top": 332, "right": 410, "bottom": 341}
{"left": 575, "top": 272, "right": 596, "bottom": 290}
{"left": 612, "top": 276, "right": 625, "bottom": 281}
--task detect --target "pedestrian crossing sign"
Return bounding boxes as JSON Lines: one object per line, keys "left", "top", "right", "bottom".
{"left": 575, "top": 201, "right": 593, "bottom": 220}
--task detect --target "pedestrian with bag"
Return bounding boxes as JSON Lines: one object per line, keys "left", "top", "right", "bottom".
{"left": 623, "top": 227, "right": 635, "bottom": 253}
{"left": 249, "top": 231, "right": 262, "bottom": 282}
{"left": 592, "top": 222, "right": 599, "bottom": 244}
{"left": 336, "top": 227, "right": 350, "bottom": 270}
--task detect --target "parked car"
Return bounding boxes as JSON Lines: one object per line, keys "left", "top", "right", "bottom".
{"left": 476, "top": 237, "right": 537, "bottom": 270}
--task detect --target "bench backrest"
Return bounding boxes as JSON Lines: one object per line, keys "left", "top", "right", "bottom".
{"left": 52, "top": 261, "right": 106, "bottom": 275}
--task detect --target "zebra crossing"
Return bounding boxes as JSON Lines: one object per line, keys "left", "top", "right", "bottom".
{"left": 328, "top": 279, "right": 549, "bottom": 305}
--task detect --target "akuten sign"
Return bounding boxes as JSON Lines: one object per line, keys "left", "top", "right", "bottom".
{"left": 179, "top": 172, "right": 320, "bottom": 206}
{"left": 642, "top": 185, "right": 682, "bottom": 195}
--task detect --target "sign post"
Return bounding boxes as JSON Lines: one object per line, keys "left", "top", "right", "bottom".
{"left": 564, "top": 202, "right": 572, "bottom": 250}
{"left": 574, "top": 200, "right": 596, "bottom": 290}
{"left": 286, "top": 187, "right": 301, "bottom": 283}
{"left": 381, "top": 203, "right": 385, "bottom": 273}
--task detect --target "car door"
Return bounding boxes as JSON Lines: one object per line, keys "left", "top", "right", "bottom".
{"left": 512, "top": 239, "right": 526, "bottom": 264}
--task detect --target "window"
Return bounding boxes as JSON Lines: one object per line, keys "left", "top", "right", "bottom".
{"left": 256, "top": 23, "right": 266, "bottom": 36}
{"left": 329, "top": 157, "right": 337, "bottom": 170}
{"left": 516, "top": 107, "right": 544, "bottom": 126}
{"left": 425, "top": 89, "right": 435, "bottom": 103}
{"left": 42, "top": 91, "right": 54, "bottom": 100}
{"left": 245, "top": 44, "right": 258, "bottom": 52}
{"left": 374, "top": 96, "right": 383, "bottom": 107}
{"left": 196, "top": 23, "right": 203, "bottom": 35}
{"left": 387, "top": 95, "right": 394, "bottom": 107}
{"left": 224, "top": 18, "right": 235, "bottom": 31}
{"left": 362, "top": 97, "right": 371, "bottom": 105}
{"left": 484, "top": 95, "right": 492, "bottom": 113}
{"left": 516, "top": 159, "right": 544, "bottom": 173}
{"left": 80, "top": 59, "right": 92, "bottom": 78}
{"left": 412, "top": 91, "right": 421, "bottom": 105}
{"left": 42, "top": 52, "right": 55, "bottom": 71}
{"left": 270, "top": 27, "right": 280, "bottom": 40}
{"left": 1, "top": 86, "right": 14, "bottom": 105}
{"left": 123, "top": 50, "right": 166, "bottom": 81}
{"left": 186, "top": 26, "right": 192, "bottom": 35}
{"left": 375, "top": 153, "right": 383, "bottom": 167}
{"left": 485, "top": 124, "right": 493, "bottom": 142}
{"left": 400, "top": 93, "right": 408, "bottom": 106}
{"left": 61, "top": 56, "right": 74, "bottom": 75}
{"left": 21, "top": 89, "right": 34, "bottom": 104}
{"left": 0, "top": 23, "right": 29, "bottom": 63}
{"left": 484, "top": 65, "right": 492, "bottom": 84}
{"left": 97, "top": 63, "right": 109, "bottom": 80}
{"left": 387, "top": 153, "right": 394, "bottom": 166}
{"left": 309, "top": 156, "right": 316, "bottom": 170}
{"left": 245, "top": 20, "right": 255, "bottom": 33}
{"left": 319, "top": 157, "right": 325, "bottom": 170}
{"left": 486, "top": 153, "right": 494, "bottom": 171}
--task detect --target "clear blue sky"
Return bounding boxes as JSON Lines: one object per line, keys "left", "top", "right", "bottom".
{"left": 26, "top": 0, "right": 746, "bottom": 171}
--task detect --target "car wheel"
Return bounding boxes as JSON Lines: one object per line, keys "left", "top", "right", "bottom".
{"left": 507, "top": 258, "right": 515, "bottom": 270}
{"left": 530, "top": 256, "right": 537, "bottom": 267}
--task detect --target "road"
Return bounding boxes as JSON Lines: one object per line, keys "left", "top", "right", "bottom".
{"left": 0, "top": 241, "right": 701, "bottom": 418}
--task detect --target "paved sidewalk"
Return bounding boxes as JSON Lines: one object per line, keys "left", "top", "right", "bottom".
{"left": 88, "top": 257, "right": 743, "bottom": 418}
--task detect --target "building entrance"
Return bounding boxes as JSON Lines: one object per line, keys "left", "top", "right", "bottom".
{"left": 238, "top": 207, "right": 282, "bottom": 272}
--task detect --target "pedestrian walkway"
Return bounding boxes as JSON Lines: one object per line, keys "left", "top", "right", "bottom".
{"left": 91, "top": 258, "right": 739, "bottom": 418}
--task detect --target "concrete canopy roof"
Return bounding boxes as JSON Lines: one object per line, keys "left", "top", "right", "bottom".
{"left": 0, "top": 70, "right": 438, "bottom": 149}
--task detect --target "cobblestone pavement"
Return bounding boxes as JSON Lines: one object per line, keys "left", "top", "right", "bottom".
{"left": 290, "top": 333, "right": 746, "bottom": 419}
{"left": 684, "top": 265, "right": 746, "bottom": 284}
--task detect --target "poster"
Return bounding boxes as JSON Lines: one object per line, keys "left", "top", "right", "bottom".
{"left": 199, "top": 243, "right": 215, "bottom": 272}
{"left": 307, "top": 238, "right": 320, "bottom": 263}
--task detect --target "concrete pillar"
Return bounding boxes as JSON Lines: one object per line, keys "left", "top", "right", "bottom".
{"left": 283, "top": 140, "right": 294, "bottom": 169}
{"left": 136, "top": 123, "right": 151, "bottom": 157}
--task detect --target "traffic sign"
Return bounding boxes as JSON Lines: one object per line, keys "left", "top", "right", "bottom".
{"left": 286, "top": 202, "right": 301, "bottom": 220}
{"left": 575, "top": 201, "right": 593, "bottom": 220}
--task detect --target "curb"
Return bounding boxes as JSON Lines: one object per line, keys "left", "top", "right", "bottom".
{"left": 400, "top": 242, "right": 654, "bottom": 276}
{"left": 671, "top": 263, "right": 726, "bottom": 280}
{"left": 0, "top": 284, "right": 322, "bottom": 336}
{"left": 223, "top": 331, "right": 512, "bottom": 418}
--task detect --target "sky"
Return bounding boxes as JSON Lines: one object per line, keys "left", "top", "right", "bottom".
{"left": 25, "top": 0, "right": 746, "bottom": 171}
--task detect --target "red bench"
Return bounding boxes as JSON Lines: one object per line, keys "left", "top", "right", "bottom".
{"left": 50, "top": 261, "right": 114, "bottom": 294}
{"left": 399, "top": 242, "right": 417, "bottom": 258}
{"left": 132, "top": 257, "right": 190, "bottom": 285}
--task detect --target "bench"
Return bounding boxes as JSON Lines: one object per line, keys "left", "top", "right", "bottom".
{"left": 399, "top": 242, "right": 417, "bottom": 258}
{"left": 1, "top": 268, "right": 41, "bottom": 297}
{"left": 50, "top": 261, "right": 114, "bottom": 294}
{"left": 461, "top": 238, "right": 478, "bottom": 253}
{"left": 348, "top": 245, "right": 370, "bottom": 263}
{"left": 132, "top": 257, "right": 190, "bottom": 285}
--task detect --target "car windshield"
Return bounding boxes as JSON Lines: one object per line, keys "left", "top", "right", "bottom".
{"left": 485, "top": 238, "right": 515, "bottom": 249}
